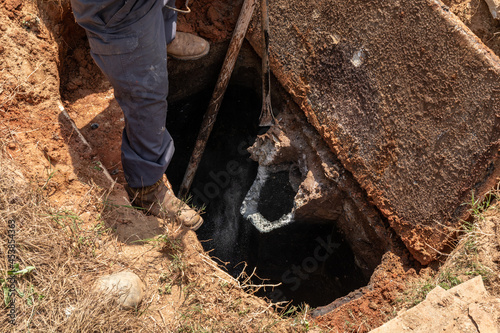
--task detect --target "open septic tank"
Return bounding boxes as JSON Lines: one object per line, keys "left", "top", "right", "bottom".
{"left": 167, "top": 84, "right": 369, "bottom": 307}
{"left": 54, "top": 0, "right": 500, "bottom": 315}
{"left": 164, "top": 0, "right": 500, "bottom": 307}
{"left": 165, "top": 42, "right": 386, "bottom": 308}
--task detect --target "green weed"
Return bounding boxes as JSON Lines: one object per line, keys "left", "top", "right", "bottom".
{"left": 47, "top": 209, "right": 107, "bottom": 257}
{"left": 92, "top": 161, "right": 103, "bottom": 171}
{"left": 437, "top": 270, "right": 461, "bottom": 290}
{"left": 41, "top": 165, "right": 56, "bottom": 191}
{"left": 463, "top": 190, "right": 494, "bottom": 220}
{"left": 1, "top": 264, "right": 37, "bottom": 307}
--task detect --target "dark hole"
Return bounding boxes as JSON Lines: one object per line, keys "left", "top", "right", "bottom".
{"left": 166, "top": 77, "right": 368, "bottom": 308}
{"left": 258, "top": 170, "right": 296, "bottom": 221}
{"left": 252, "top": 221, "right": 368, "bottom": 306}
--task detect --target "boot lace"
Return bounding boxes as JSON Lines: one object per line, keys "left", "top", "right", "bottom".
{"left": 164, "top": 0, "right": 192, "bottom": 14}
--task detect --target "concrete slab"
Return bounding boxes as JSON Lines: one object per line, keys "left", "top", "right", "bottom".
{"left": 247, "top": 0, "right": 500, "bottom": 264}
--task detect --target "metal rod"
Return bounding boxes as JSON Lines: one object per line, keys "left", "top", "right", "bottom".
{"left": 178, "top": 0, "right": 258, "bottom": 198}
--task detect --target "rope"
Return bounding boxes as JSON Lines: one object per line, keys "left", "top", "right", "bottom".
{"left": 164, "top": 0, "right": 191, "bottom": 14}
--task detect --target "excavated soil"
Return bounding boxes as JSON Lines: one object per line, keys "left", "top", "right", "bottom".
{"left": 0, "top": 0, "right": 290, "bottom": 331}
{"left": 2, "top": 0, "right": 500, "bottom": 332}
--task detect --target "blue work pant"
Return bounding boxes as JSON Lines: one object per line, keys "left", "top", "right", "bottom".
{"left": 70, "top": 0, "right": 177, "bottom": 188}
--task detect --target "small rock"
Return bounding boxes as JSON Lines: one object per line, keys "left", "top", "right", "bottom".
{"left": 90, "top": 123, "right": 99, "bottom": 130}
{"left": 67, "top": 172, "right": 76, "bottom": 182}
{"left": 95, "top": 271, "right": 145, "bottom": 309}
{"left": 79, "top": 211, "right": 92, "bottom": 223}
{"left": 8, "top": 142, "right": 15, "bottom": 150}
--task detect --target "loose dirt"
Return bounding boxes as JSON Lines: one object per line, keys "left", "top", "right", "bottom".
{"left": 0, "top": 1, "right": 297, "bottom": 331}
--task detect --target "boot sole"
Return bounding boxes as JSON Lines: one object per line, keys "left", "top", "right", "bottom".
{"left": 167, "top": 45, "right": 210, "bottom": 61}
{"left": 186, "top": 217, "right": 204, "bottom": 231}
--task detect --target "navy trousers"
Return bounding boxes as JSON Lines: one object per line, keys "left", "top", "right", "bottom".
{"left": 71, "top": 0, "right": 177, "bottom": 188}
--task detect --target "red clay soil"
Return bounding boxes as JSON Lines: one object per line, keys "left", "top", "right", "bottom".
{"left": 175, "top": 0, "right": 243, "bottom": 41}
{"left": 0, "top": 0, "right": 108, "bottom": 208}
{"left": 314, "top": 252, "right": 415, "bottom": 332}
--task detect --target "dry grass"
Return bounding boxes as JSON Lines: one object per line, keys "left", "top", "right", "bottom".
{"left": 133, "top": 232, "right": 308, "bottom": 332}
{"left": 395, "top": 187, "right": 500, "bottom": 310}
{"left": 0, "top": 155, "right": 309, "bottom": 332}
{"left": 167, "top": 262, "right": 296, "bottom": 332}
{"left": 0, "top": 157, "right": 149, "bottom": 332}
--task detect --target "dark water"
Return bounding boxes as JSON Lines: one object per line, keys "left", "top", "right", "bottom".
{"left": 166, "top": 85, "right": 367, "bottom": 307}
{"left": 258, "top": 171, "right": 296, "bottom": 221}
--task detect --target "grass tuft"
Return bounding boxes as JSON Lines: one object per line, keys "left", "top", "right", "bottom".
{"left": 0, "top": 157, "right": 146, "bottom": 331}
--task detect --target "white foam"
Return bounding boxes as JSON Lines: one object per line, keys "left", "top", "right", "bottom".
{"left": 240, "top": 165, "right": 296, "bottom": 233}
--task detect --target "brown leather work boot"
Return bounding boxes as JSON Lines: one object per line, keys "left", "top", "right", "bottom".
{"left": 167, "top": 32, "right": 210, "bottom": 60}
{"left": 125, "top": 178, "right": 203, "bottom": 230}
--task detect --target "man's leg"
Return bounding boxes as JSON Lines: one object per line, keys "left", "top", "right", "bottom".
{"left": 70, "top": 0, "right": 202, "bottom": 229}
{"left": 73, "top": 1, "right": 172, "bottom": 188}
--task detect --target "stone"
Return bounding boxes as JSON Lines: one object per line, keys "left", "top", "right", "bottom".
{"left": 447, "top": 275, "right": 489, "bottom": 304}
{"left": 369, "top": 276, "right": 500, "bottom": 332}
{"left": 468, "top": 303, "right": 498, "bottom": 333}
{"left": 95, "top": 271, "right": 145, "bottom": 309}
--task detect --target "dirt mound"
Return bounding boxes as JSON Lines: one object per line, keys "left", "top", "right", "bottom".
{"left": 0, "top": 1, "right": 303, "bottom": 331}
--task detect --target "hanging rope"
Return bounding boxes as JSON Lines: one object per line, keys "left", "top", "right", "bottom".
{"left": 164, "top": 0, "right": 191, "bottom": 14}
